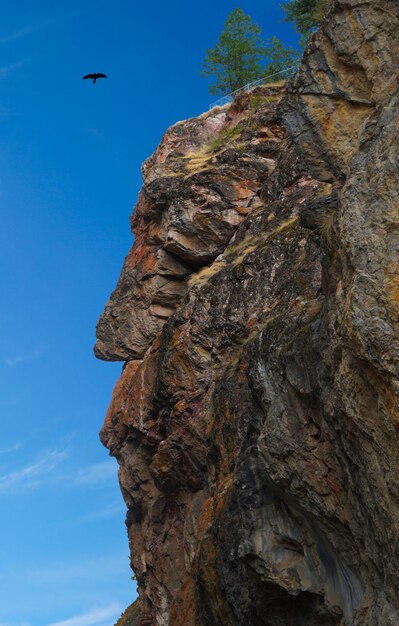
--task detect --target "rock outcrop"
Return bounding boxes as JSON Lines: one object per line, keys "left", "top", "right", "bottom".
{"left": 95, "top": 1, "right": 399, "bottom": 624}
{"left": 115, "top": 601, "right": 139, "bottom": 626}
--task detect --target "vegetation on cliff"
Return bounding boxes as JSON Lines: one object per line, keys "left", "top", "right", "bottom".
{"left": 281, "top": 0, "right": 329, "bottom": 39}
{"left": 201, "top": 1, "right": 330, "bottom": 96}
{"left": 200, "top": 8, "right": 269, "bottom": 95}
{"left": 200, "top": 8, "right": 300, "bottom": 96}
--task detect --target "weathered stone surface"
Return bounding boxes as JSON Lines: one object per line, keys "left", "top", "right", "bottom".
{"left": 95, "top": 1, "right": 399, "bottom": 624}
{"left": 95, "top": 91, "right": 283, "bottom": 361}
{"left": 281, "top": 0, "right": 399, "bottom": 181}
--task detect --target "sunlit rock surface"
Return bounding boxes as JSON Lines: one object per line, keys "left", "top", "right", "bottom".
{"left": 95, "top": 1, "right": 399, "bottom": 624}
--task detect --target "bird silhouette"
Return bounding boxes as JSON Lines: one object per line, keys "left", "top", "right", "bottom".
{"left": 82, "top": 73, "right": 107, "bottom": 84}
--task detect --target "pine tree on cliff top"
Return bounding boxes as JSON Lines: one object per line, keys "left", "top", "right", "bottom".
{"left": 200, "top": 8, "right": 266, "bottom": 96}
{"left": 201, "top": 8, "right": 299, "bottom": 96}
{"left": 281, "top": 0, "right": 329, "bottom": 40}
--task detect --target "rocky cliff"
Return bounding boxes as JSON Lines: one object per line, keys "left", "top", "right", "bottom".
{"left": 95, "top": 1, "right": 399, "bottom": 624}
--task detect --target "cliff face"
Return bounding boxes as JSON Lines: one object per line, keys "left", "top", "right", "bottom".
{"left": 95, "top": 1, "right": 399, "bottom": 624}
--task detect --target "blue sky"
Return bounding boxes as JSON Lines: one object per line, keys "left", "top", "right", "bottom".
{"left": 0, "top": 2, "right": 298, "bottom": 625}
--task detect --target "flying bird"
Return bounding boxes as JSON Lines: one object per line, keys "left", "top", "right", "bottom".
{"left": 82, "top": 72, "right": 107, "bottom": 84}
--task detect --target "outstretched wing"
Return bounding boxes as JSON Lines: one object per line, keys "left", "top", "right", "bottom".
{"left": 83, "top": 73, "right": 95, "bottom": 80}
{"left": 95, "top": 73, "right": 107, "bottom": 79}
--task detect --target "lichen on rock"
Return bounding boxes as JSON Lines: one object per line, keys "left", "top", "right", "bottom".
{"left": 95, "top": 1, "right": 399, "bottom": 624}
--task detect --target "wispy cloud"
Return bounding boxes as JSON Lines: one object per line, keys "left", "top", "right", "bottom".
{"left": 0, "top": 16, "right": 69, "bottom": 44}
{"left": 0, "top": 24, "right": 40, "bottom": 44}
{"left": 69, "top": 503, "right": 126, "bottom": 525}
{"left": 0, "top": 451, "right": 116, "bottom": 496}
{"left": 23, "top": 553, "right": 128, "bottom": 586}
{"left": 0, "top": 59, "right": 28, "bottom": 80}
{"left": 73, "top": 461, "right": 117, "bottom": 486}
{"left": 4, "top": 345, "right": 45, "bottom": 366}
{"left": 44, "top": 603, "right": 123, "bottom": 626}
{"left": 0, "top": 442, "right": 22, "bottom": 454}
{"left": 0, "top": 449, "right": 67, "bottom": 494}
{"left": 87, "top": 127, "right": 101, "bottom": 137}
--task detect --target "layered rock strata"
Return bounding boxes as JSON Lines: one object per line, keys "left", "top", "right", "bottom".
{"left": 95, "top": 1, "right": 399, "bottom": 624}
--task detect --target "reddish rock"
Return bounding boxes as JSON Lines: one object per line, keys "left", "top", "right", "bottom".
{"left": 96, "top": 2, "right": 399, "bottom": 624}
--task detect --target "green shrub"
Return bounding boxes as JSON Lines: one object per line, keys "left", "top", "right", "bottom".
{"left": 209, "top": 122, "right": 245, "bottom": 150}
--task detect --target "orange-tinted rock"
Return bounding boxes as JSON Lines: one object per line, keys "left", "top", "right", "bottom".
{"left": 95, "top": 89, "right": 284, "bottom": 362}
{"left": 96, "top": 2, "right": 399, "bottom": 624}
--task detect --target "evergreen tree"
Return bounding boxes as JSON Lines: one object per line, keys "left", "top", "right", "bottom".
{"left": 200, "top": 8, "right": 266, "bottom": 96}
{"left": 264, "top": 37, "right": 300, "bottom": 79}
{"left": 281, "top": 0, "right": 329, "bottom": 39}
